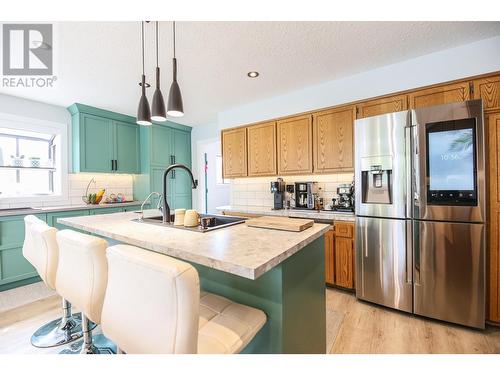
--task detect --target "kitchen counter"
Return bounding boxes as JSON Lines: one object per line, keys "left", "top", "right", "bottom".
{"left": 0, "top": 201, "right": 142, "bottom": 217}
{"left": 216, "top": 205, "right": 355, "bottom": 222}
{"left": 58, "top": 210, "right": 330, "bottom": 280}
{"left": 58, "top": 209, "right": 328, "bottom": 353}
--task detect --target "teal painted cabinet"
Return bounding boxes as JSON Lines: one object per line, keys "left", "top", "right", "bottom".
{"left": 114, "top": 120, "right": 140, "bottom": 173}
{"left": 0, "top": 214, "right": 46, "bottom": 291}
{"left": 47, "top": 209, "right": 90, "bottom": 230}
{"left": 134, "top": 122, "right": 193, "bottom": 210}
{"left": 68, "top": 103, "right": 140, "bottom": 174}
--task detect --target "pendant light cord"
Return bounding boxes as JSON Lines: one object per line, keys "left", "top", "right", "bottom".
{"left": 156, "top": 21, "right": 159, "bottom": 67}
{"left": 141, "top": 21, "right": 145, "bottom": 75}
{"left": 173, "top": 21, "right": 176, "bottom": 58}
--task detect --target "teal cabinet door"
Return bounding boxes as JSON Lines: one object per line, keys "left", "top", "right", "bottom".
{"left": 151, "top": 167, "right": 173, "bottom": 208}
{"left": 114, "top": 121, "right": 140, "bottom": 173}
{"left": 172, "top": 129, "right": 192, "bottom": 209}
{"left": 151, "top": 125, "right": 173, "bottom": 166}
{"left": 47, "top": 210, "right": 90, "bottom": 230}
{"left": 0, "top": 214, "right": 46, "bottom": 288}
{"left": 80, "top": 114, "right": 114, "bottom": 172}
{"left": 90, "top": 207, "right": 123, "bottom": 215}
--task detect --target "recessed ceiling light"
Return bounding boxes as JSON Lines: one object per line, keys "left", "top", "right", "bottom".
{"left": 247, "top": 71, "right": 259, "bottom": 78}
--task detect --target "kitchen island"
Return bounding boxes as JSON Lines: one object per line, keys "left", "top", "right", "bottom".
{"left": 58, "top": 210, "right": 330, "bottom": 354}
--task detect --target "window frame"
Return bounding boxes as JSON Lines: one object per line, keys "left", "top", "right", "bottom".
{"left": 0, "top": 112, "right": 68, "bottom": 204}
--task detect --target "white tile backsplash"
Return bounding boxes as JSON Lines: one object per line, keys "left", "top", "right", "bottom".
{"left": 229, "top": 173, "right": 354, "bottom": 208}
{"left": 4, "top": 173, "right": 134, "bottom": 208}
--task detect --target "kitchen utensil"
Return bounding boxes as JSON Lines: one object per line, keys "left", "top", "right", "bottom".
{"left": 200, "top": 216, "right": 216, "bottom": 229}
{"left": 183, "top": 209, "right": 200, "bottom": 227}
{"left": 174, "top": 209, "right": 186, "bottom": 226}
{"left": 246, "top": 216, "right": 313, "bottom": 232}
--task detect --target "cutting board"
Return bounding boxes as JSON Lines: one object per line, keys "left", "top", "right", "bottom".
{"left": 246, "top": 216, "right": 314, "bottom": 232}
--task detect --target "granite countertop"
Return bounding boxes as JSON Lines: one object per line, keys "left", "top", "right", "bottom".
{"left": 58, "top": 210, "right": 330, "bottom": 280}
{"left": 0, "top": 201, "right": 143, "bottom": 217}
{"left": 216, "top": 205, "right": 355, "bottom": 222}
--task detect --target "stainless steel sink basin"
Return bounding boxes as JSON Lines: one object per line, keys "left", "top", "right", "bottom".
{"left": 132, "top": 214, "right": 247, "bottom": 232}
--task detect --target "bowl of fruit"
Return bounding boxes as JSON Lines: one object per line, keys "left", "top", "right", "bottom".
{"left": 82, "top": 189, "right": 105, "bottom": 205}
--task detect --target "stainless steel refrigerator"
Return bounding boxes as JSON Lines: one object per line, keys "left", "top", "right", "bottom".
{"left": 354, "top": 99, "right": 486, "bottom": 329}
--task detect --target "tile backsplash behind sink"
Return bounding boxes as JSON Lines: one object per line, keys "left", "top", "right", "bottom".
{"left": 1, "top": 173, "right": 135, "bottom": 209}
{"left": 68, "top": 173, "right": 134, "bottom": 205}
{"left": 230, "top": 173, "right": 354, "bottom": 208}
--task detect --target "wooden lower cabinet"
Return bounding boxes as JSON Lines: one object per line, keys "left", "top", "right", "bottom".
{"left": 325, "top": 221, "right": 355, "bottom": 290}
{"left": 324, "top": 229, "right": 335, "bottom": 285}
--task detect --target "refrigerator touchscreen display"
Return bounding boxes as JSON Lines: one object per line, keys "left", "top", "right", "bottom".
{"left": 426, "top": 118, "right": 477, "bottom": 205}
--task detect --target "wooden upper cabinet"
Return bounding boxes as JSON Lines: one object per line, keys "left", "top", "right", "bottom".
{"left": 474, "top": 75, "right": 500, "bottom": 111}
{"left": 313, "top": 106, "right": 355, "bottom": 173}
{"left": 409, "top": 81, "right": 470, "bottom": 109}
{"left": 277, "top": 114, "right": 313, "bottom": 175}
{"left": 221, "top": 127, "right": 247, "bottom": 178}
{"left": 356, "top": 94, "right": 408, "bottom": 118}
{"left": 247, "top": 122, "right": 277, "bottom": 176}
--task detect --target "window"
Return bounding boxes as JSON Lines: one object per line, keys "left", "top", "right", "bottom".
{"left": 0, "top": 114, "right": 67, "bottom": 201}
{"left": 215, "top": 155, "right": 230, "bottom": 185}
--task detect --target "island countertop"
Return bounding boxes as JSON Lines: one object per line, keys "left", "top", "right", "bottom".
{"left": 58, "top": 210, "right": 330, "bottom": 280}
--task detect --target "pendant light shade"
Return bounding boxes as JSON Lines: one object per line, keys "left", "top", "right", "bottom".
{"left": 151, "top": 22, "right": 167, "bottom": 122}
{"left": 137, "top": 21, "right": 151, "bottom": 126}
{"left": 167, "top": 22, "right": 184, "bottom": 117}
{"left": 137, "top": 74, "right": 152, "bottom": 125}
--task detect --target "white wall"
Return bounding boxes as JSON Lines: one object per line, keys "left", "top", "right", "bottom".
{"left": 218, "top": 35, "right": 500, "bottom": 128}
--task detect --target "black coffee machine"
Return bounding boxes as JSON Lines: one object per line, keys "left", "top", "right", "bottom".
{"left": 270, "top": 178, "right": 285, "bottom": 210}
{"left": 332, "top": 182, "right": 355, "bottom": 212}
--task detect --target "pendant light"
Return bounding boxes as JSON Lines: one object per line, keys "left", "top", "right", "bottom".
{"left": 151, "top": 21, "right": 167, "bottom": 122}
{"left": 167, "top": 21, "right": 184, "bottom": 117}
{"left": 137, "top": 21, "right": 151, "bottom": 126}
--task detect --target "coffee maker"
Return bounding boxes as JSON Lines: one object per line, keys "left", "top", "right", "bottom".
{"left": 294, "top": 182, "right": 317, "bottom": 209}
{"left": 332, "top": 182, "right": 355, "bottom": 212}
{"left": 270, "top": 178, "right": 285, "bottom": 210}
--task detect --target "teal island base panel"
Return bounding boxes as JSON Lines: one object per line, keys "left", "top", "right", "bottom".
{"left": 192, "top": 236, "right": 326, "bottom": 354}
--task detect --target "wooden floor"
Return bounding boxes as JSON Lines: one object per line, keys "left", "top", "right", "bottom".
{"left": 1, "top": 288, "right": 499, "bottom": 354}
{"left": 327, "top": 288, "right": 500, "bottom": 354}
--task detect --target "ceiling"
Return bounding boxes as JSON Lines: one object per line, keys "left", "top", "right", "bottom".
{"left": 1, "top": 21, "right": 500, "bottom": 126}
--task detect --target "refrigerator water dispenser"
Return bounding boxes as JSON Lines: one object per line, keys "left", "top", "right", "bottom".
{"left": 361, "top": 156, "right": 392, "bottom": 204}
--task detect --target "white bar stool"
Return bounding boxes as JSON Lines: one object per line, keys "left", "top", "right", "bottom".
{"left": 101, "top": 244, "right": 267, "bottom": 354}
{"left": 55, "top": 229, "right": 115, "bottom": 354}
{"left": 23, "top": 216, "right": 84, "bottom": 347}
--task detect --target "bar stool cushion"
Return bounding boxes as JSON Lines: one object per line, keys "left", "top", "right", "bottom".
{"left": 55, "top": 230, "right": 108, "bottom": 324}
{"left": 102, "top": 245, "right": 200, "bottom": 354}
{"left": 23, "top": 216, "right": 58, "bottom": 290}
{"left": 198, "top": 291, "right": 267, "bottom": 354}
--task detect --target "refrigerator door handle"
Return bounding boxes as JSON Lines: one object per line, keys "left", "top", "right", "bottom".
{"left": 405, "top": 220, "right": 413, "bottom": 284}
{"left": 412, "top": 124, "right": 420, "bottom": 208}
{"left": 413, "top": 222, "right": 421, "bottom": 285}
{"left": 405, "top": 126, "right": 412, "bottom": 217}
